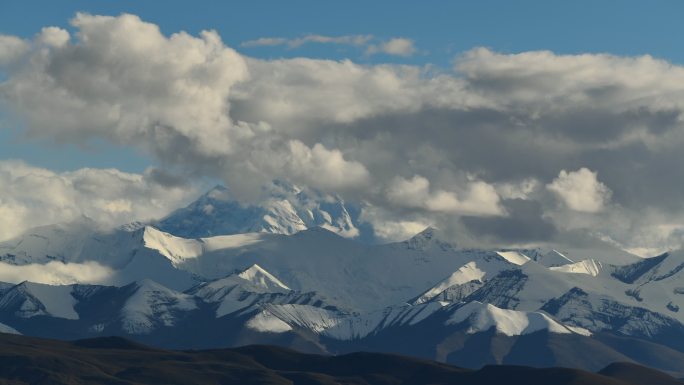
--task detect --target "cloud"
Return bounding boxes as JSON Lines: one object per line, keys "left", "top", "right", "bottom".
{"left": 242, "top": 34, "right": 372, "bottom": 48}
{"left": 0, "top": 35, "right": 28, "bottom": 67}
{"left": 546, "top": 168, "right": 611, "bottom": 213}
{"left": 0, "top": 13, "right": 253, "bottom": 162}
{"left": 240, "top": 37, "right": 288, "bottom": 47}
{"left": 36, "top": 26, "right": 70, "bottom": 47}
{"left": 387, "top": 175, "right": 503, "bottom": 216}
{"left": 280, "top": 141, "right": 371, "bottom": 191}
{"left": 0, "top": 160, "right": 197, "bottom": 241}
{"left": 4, "top": 14, "right": 684, "bottom": 251}
{"left": 461, "top": 199, "right": 557, "bottom": 245}
{"left": 0, "top": 261, "right": 113, "bottom": 285}
{"left": 366, "top": 38, "right": 416, "bottom": 57}
{"left": 242, "top": 34, "right": 415, "bottom": 57}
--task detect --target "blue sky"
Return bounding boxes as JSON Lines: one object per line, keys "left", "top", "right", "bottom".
{"left": 1, "top": 1, "right": 683, "bottom": 172}
{"left": 2, "top": 1, "right": 683, "bottom": 66}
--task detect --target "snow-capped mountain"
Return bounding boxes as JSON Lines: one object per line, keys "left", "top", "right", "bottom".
{"left": 156, "top": 184, "right": 361, "bottom": 239}
{"left": 1, "top": 186, "right": 684, "bottom": 375}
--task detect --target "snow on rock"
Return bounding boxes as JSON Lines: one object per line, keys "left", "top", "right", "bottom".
{"left": 446, "top": 301, "right": 576, "bottom": 336}
{"left": 325, "top": 302, "right": 446, "bottom": 340}
{"left": 0, "top": 322, "right": 20, "bottom": 335}
{"left": 264, "top": 304, "right": 343, "bottom": 334}
{"left": 238, "top": 264, "right": 290, "bottom": 291}
{"left": 193, "top": 265, "right": 290, "bottom": 299}
{"left": 610, "top": 253, "right": 669, "bottom": 284}
{"left": 245, "top": 309, "right": 293, "bottom": 333}
{"left": 141, "top": 227, "right": 203, "bottom": 264}
{"left": 262, "top": 302, "right": 446, "bottom": 340}
{"left": 201, "top": 233, "right": 266, "bottom": 252}
{"left": 156, "top": 184, "right": 360, "bottom": 239}
{"left": 0, "top": 218, "right": 98, "bottom": 265}
{"left": 540, "top": 287, "right": 679, "bottom": 338}
{"left": 413, "top": 255, "right": 514, "bottom": 305}
{"left": 413, "top": 262, "right": 486, "bottom": 305}
{"left": 551, "top": 259, "right": 603, "bottom": 277}
{"left": 188, "top": 266, "right": 327, "bottom": 318}
{"left": 526, "top": 249, "right": 575, "bottom": 267}
{"left": 0, "top": 282, "right": 79, "bottom": 320}
{"left": 496, "top": 251, "right": 531, "bottom": 266}
{"left": 157, "top": 227, "right": 491, "bottom": 312}
{"left": 120, "top": 279, "right": 197, "bottom": 334}
{"left": 402, "top": 227, "right": 455, "bottom": 252}
{"left": 626, "top": 251, "right": 684, "bottom": 285}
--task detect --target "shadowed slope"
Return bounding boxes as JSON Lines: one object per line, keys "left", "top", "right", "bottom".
{"left": 0, "top": 333, "right": 680, "bottom": 385}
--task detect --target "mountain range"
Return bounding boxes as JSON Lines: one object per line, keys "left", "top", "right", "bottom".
{"left": 2, "top": 334, "right": 682, "bottom": 385}
{"left": 0, "top": 186, "right": 683, "bottom": 377}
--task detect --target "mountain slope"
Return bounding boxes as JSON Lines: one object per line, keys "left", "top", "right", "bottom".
{"left": 0, "top": 333, "right": 680, "bottom": 385}
{"left": 156, "top": 184, "right": 360, "bottom": 239}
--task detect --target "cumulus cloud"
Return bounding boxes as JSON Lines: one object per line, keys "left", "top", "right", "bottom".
{"left": 242, "top": 34, "right": 416, "bottom": 57}
{"left": 0, "top": 160, "right": 196, "bottom": 241}
{"left": 3, "top": 14, "right": 684, "bottom": 250}
{"left": 387, "top": 175, "right": 503, "bottom": 216}
{"left": 546, "top": 168, "right": 611, "bottom": 213}
{"left": 3, "top": 13, "right": 249, "bottom": 157}
{"left": 0, "top": 35, "right": 28, "bottom": 67}
{"left": 366, "top": 38, "right": 416, "bottom": 57}
{"left": 0, "top": 261, "right": 113, "bottom": 285}
{"left": 242, "top": 34, "right": 372, "bottom": 48}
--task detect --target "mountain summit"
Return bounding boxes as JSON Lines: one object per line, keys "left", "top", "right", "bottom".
{"left": 156, "top": 184, "right": 360, "bottom": 239}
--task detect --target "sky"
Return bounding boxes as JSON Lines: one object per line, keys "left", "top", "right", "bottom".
{"left": 1, "top": 1, "right": 684, "bottom": 254}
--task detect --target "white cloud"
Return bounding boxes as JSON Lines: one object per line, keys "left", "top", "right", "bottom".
{"left": 242, "top": 34, "right": 416, "bottom": 57}
{"left": 456, "top": 47, "right": 684, "bottom": 114}
{"left": 2, "top": 13, "right": 249, "bottom": 157}
{"left": 370, "top": 219, "right": 430, "bottom": 242}
{"left": 36, "top": 26, "right": 70, "bottom": 47}
{"left": 5, "top": 14, "right": 684, "bottom": 250}
{"left": 0, "top": 35, "right": 28, "bottom": 67}
{"left": 233, "top": 57, "right": 470, "bottom": 126}
{"left": 366, "top": 38, "right": 416, "bottom": 57}
{"left": 0, "top": 160, "right": 196, "bottom": 241}
{"left": 240, "top": 37, "right": 288, "bottom": 47}
{"left": 496, "top": 179, "right": 540, "bottom": 200}
{"left": 242, "top": 34, "right": 372, "bottom": 48}
{"left": 282, "top": 141, "right": 371, "bottom": 191}
{"left": 387, "top": 175, "right": 504, "bottom": 216}
{"left": 0, "top": 261, "right": 113, "bottom": 285}
{"left": 546, "top": 168, "right": 611, "bottom": 213}
{"left": 0, "top": 14, "right": 378, "bottom": 199}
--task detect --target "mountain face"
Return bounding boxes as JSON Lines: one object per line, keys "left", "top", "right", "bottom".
{"left": 2, "top": 334, "right": 681, "bottom": 385}
{"left": 0, "top": 187, "right": 683, "bottom": 377}
{"left": 156, "top": 184, "right": 361, "bottom": 239}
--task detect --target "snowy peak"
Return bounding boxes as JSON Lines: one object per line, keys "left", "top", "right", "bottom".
{"left": 403, "top": 227, "right": 455, "bottom": 252}
{"left": 190, "top": 263, "right": 290, "bottom": 298}
{"left": 623, "top": 250, "right": 684, "bottom": 285}
{"left": 121, "top": 279, "right": 197, "bottom": 334}
{"left": 495, "top": 251, "right": 531, "bottom": 266}
{"left": 140, "top": 226, "right": 202, "bottom": 264}
{"left": 237, "top": 264, "right": 291, "bottom": 291}
{"left": 155, "top": 183, "right": 361, "bottom": 239}
{"left": 525, "top": 249, "right": 575, "bottom": 267}
{"left": 186, "top": 265, "right": 312, "bottom": 318}
{"left": 0, "top": 281, "right": 79, "bottom": 320}
{"left": 0, "top": 218, "right": 98, "bottom": 264}
{"left": 540, "top": 287, "right": 679, "bottom": 338}
{"left": 610, "top": 252, "right": 670, "bottom": 284}
{"left": 446, "top": 301, "right": 588, "bottom": 336}
{"left": 412, "top": 255, "right": 514, "bottom": 305}
{"left": 550, "top": 259, "right": 603, "bottom": 277}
